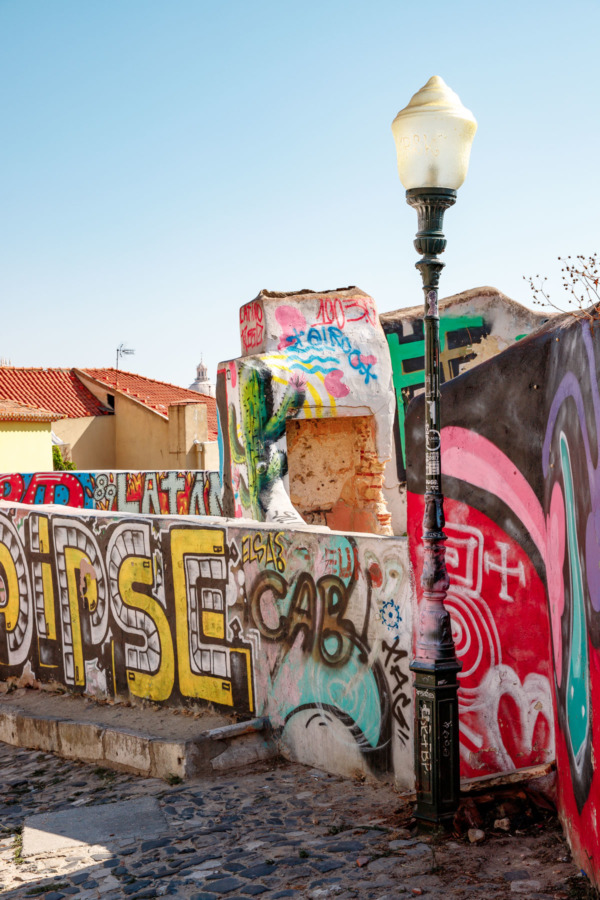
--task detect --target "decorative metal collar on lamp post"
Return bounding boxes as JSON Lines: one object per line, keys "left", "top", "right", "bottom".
{"left": 392, "top": 76, "right": 477, "bottom": 827}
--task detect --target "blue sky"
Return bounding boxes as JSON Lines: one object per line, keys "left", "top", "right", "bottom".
{"left": 1, "top": 0, "right": 599, "bottom": 389}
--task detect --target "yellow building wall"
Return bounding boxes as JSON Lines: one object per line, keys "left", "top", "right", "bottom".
{"left": 62, "top": 372, "right": 212, "bottom": 470}
{"left": 0, "top": 423, "right": 53, "bottom": 471}
{"left": 54, "top": 416, "right": 116, "bottom": 469}
{"left": 114, "top": 394, "right": 171, "bottom": 469}
{"left": 168, "top": 404, "right": 209, "bottom": 468}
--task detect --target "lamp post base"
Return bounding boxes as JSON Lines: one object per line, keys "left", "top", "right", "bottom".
{"left": 410, "top": 659, "right": 461, "bottom": 827}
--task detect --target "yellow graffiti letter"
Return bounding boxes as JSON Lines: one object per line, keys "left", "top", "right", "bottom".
{"left": 118, "top": 556, "right": 175, "bottom": 702}
{"left": 0, "top": 542, "right": 19, "bottom": 632}
{"left": 171, "top": 528, "right": 233, "bottom": 706}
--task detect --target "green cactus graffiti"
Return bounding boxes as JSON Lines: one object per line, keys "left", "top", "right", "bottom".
{"left": 229, "top": 361, "right": 305, "bottom": 519}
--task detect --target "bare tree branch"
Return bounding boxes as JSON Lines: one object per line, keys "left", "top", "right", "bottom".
{"left": 524, "top": 254, "right": 600, "bottom": 322}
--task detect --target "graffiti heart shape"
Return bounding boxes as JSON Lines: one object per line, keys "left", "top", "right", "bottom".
{"left": 464, "top": 664, "right": 554, "bottom": 773}
{"left": 324, "top": 369, "right": 350, "bottom": 399}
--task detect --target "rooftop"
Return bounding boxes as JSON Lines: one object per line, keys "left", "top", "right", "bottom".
{"left": 0, "top": 397, "right": 63, "bottom": 423}
{"left": 80, "top": 368, "right": 218, "bottom": 438}
{"left": 0, "top": 368, "right": 110, "bottom": 419}
{"left": 0, "top": 366, "right": 219, "bottom": 438}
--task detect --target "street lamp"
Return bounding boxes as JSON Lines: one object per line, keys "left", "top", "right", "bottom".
{"left": 392, "top": 76, "right": 477, "bottom": 827}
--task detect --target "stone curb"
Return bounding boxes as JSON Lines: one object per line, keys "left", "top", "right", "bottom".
{"left": 0, "top": 706, "right": 278, "bottom": 780}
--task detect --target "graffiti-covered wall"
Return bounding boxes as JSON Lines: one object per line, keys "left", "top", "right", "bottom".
{"left": 0, "top": 502, "right": 413, "bottom": 786}
{"left": 382, "top": 288, "right": 548, "bottom": 533}
{"left": 0, "top": 471, "right": 223, "bottom": 517}
{"left": 405, "top": 313, "right": 600, "bottom": 888}
{"left": 218, "top": 288, "right": 396, "bottom": 534}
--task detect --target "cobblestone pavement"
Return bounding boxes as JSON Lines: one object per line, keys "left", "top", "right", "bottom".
{"left": 0, "top": 741, "right": 591, "bottom": 900}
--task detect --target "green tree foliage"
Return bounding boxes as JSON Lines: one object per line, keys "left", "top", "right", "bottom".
{"left": 52, "top": 445, "right": 76, "bottom": 471}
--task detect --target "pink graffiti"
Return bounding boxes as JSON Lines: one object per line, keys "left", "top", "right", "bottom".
{"left": 360, "top": 354, "right": 377, "bottom": 367}
{"left": 324, "top": 369, "right": 350, "bottom": 398}
{"left": 547, "top": 481, "right": 566, "bottom": 684}
{"left": 228, "top": 360, "right": 237, "bottom": 389}
{"left": 441, "top": 426, "right": 547, "bottom": 557}
{"left": 441, "top": 425, "right": 566, "bottom": 685}
{"left": 289, "top": 373, "right": 307, "bottom": 391}
{"left": 275, "top": 306, "right": 307, "bottom": 351}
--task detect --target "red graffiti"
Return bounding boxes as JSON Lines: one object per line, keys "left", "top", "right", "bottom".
{"left": 0, "top": 473, "right": 85, "bottom": 507}
{"left": 344, "top": 295, "right": 377, "bottom": 326}
{"left": 314, "top": 296, "right": 346, "bottom": 329}
{"left": 313, "top": 295, "right": 377, "bottom": 330}
{"left": 323, "top": 545, "right": 355, "bottom": 579}
{"left": 408, "top": 492, "right": 554, "bottom": 779}
{"left": 0, "top": 474, "right": 25, "bottom": 502}
{"left": 240, "top": 300, "right": 265, "bottom": 353}
{"left": 368, "top": 562, "right": 383, "bottom": 588}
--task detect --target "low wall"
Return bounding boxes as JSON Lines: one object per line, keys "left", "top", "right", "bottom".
{"left": 218, "top": 287, "right": 395, "bottom": 532}
{"left": 0, "top": 501, "right": 413, "bottom": 787}
{"left": 405, "top": 313, "right": 600, "bottom": 888}
{"left": 0, "top": 470, "right": 222, "bottom": 517}
{"left": 381, "top": 288, "right": 548, "bottom": 534}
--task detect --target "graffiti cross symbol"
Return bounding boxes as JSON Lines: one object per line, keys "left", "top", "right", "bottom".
{"left": 483, "top": 541, "right": 526, "bottom": 603}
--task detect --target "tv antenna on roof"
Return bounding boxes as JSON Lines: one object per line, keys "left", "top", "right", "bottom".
{"left": 116, "top": 343, "right": 135, "bottom": 370}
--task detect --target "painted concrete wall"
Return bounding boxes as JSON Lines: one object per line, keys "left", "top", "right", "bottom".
{"left": 54, "top": 416, "right": 116, "bottom": 470}
{"left": 405, "top": 312, "right": 600, "bottom": 888}
{"left": 0, "top": 423, "right": 53, "bottom": 472}
{"left": 218, "top": 288, "right": 395, "bottom": 534}
{"left": 0, "top": 502, "right": 413, "bottom": 787}
{"left": 381, "top": 287, "right": 550, "bottom": 534}
{"left": 0, "top": 471, "right": 223, "bottom": 517}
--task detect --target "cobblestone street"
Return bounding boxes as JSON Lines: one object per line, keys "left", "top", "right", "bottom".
{"left": 0, "top": 741, "right": 590, "bottom": 900}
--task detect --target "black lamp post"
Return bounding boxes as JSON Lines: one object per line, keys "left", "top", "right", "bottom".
{"left": 392, "top": 76, "right": 477, "bottom": 827}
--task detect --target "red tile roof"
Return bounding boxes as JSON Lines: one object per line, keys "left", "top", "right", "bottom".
{"left": 0, "top": 398, "right": 63, "bottom": 423}
{"left": 80, "top": 368, "right": 218, "bottom": 439}
{"left": 0, "top": 369, "right": 110, "bottom": 419}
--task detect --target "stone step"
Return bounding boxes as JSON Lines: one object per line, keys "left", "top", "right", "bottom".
{"left": 0, "top": 688, "right": 278, "bottom": 780}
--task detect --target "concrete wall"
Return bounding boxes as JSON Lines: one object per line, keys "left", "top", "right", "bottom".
{"left": 405, "top": 312, "right": 600, "bottom": 888}
{"left": 0, "top": 423, "right": 53, "bottom": 472}
{"left": 0, "top": 470, "right": 223, "bottom": 516}
{"left": 286, "top": 415, "right": 389, "bottom": 533}
{"left": 381, "top": 287, "right": 549, "bottom": 534}
{"left": 54, "top": 416, "right": 116, "bottom": 469}
{"left": 0, "top": 502, "right": 413, "bottom": 787}
{"left": 218, "top": 287, "right": 395, "bottom": 534}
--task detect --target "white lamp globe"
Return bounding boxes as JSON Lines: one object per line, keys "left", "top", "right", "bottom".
{"left": 392, "top": 76, "right": 477, "bottom": 191}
